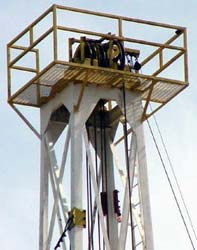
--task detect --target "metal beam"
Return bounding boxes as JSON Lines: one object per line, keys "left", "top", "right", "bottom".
{"left": 83, "top": 129, "right": 111, "bottom": 250}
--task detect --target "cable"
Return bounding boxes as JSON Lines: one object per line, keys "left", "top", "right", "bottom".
{"left": 122, "top": 82, "right": 135, "bottom": 250}
{"left": 54, "top": 217, "right": 73, "bottom": 250}
{"left": 102, "top": 101, "right": 110, "bottom": 236}
{"left": 89, "top": 165, "right": 94, "bottom": 249}
{"left": 147, "top": 119, "right": 196, "bottom": 250}
{"left": 86, "top": 141, "right": 91, "bottom": 250}
{"left": 99, "top": 101, "right": 105, "bottom": 193}
{"left": 87, "top": 126, "right": 94, "bottom": 250}
{"left": 93, "top": 112, "right": 102, "bottom": 250}
{"left": 151, "top": 109, "right": 197, "bottom": 242}
{"left": 99, "top": 100, "right": 109, "bottom": 246}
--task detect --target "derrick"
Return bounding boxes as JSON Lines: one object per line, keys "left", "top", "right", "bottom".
{"left": 6, "top": 4, "right": 192, "bottom": 250}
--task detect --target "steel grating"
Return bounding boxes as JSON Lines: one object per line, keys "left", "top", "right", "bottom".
{"left": 141, "top": 81, "right": 185, "bottom": 103}
{"left": 9, "top": 62, "right": 188, "bottom": 107}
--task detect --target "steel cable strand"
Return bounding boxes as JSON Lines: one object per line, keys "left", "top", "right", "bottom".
{"left": 99, "top": 100, "right": 107, "bottom": 250}
{"left": 147, "top": 119, "right": 196, "bottom": 250}
{"left": 151, "top": 109, "right": 197, "bottom": 242}
{"left": 122, "top": 82, "right": 135, "bottom": 250}
{"left": 86, "top": 133, "right": 91, "bottom": 250}
{"left": 87, "top": 126, "right": 94, "bottom": 250}
{"left": 93, "top": 112, "right": 102, "bottom": 250}
{"left": 89, "top": 159, "right": 94, "bottom": 249}
{"left": 102, "top": 101, "right": 110, "bottom": 237}
{"left": 54, "top": 216, "right": 74, "bottom": 250}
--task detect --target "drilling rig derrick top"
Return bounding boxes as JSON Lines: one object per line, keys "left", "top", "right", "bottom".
{"left": 7, "top": 4, "right": 189, "bottom": 120}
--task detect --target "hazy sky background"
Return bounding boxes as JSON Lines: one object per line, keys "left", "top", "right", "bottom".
{"left": 0, "top": 0, "right": 197, "bottom": 250}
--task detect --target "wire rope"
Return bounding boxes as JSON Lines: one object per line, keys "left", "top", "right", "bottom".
{"left": 87, "top": 126, "right": 94, "bottom": 250}
{"left": 147, "top": 119, "right": 196, "bottom": 250}
{"left": 93, "top": 112, "right": 102, "bottom": 250}
{"left": 54, "top": 216, "right": 74, "bottom": 250}
{"left": 99, "top": 101, "right": 105, "bottom": 193}
{"left": 151, "top": 109, "right": 197, "bottom": 242}
{"left": 122, "top": 82, "right": 135, "bottom": 250}
{"left": 89, "top": 166, "right": 94, "bottom": 249}
{"left": 86, "top": 148, "right": 91, "bottom": 250}
{"left": 99, "top": 100, "right": 108, "bottom": 249}
{"left": 102, "top": 101, "right": 110, "bottom": 237}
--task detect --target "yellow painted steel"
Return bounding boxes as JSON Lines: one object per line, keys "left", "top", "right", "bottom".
{"left": 7, "top": 4, "right": 189, "bottom": 121}
{"left": 69, "top": 208, "right": 86, "bottom": 228}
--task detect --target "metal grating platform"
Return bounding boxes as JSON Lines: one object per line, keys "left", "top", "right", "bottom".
{"left": 9, "top": 61, "right": 188, "bottom": 109}
{"left": 7, "top": 5, "right": 189, "bottom": 120}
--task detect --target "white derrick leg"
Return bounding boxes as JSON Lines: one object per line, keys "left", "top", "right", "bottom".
{"left": 39, "top": 102, "right": 71, "bottom": 250}
{"left": 39, "top": 134, "right": 49, "bottom": 250}
{"left": 45, "top": 133, "right": 69, "bottom": 222}
{"left": 47, "top": 127, "right": 71, "bottom": 245}
{"left": 45, "top": 134, "right": 69, "bottom": 250}
{"left": 135, "top": 122, "right": 154, "bottom": 250}
{"left": 48, "top": 163, "right": 67, "bottom": 250}
{"left": 111, "top": 136, "right": 145, "bottom": 248}
{"left": 118, "top": 133, "right": 137, "bottom": 250}
{"left": 105, "top": 131, "right": 119, "bottom": 249}
{"left": 69, "top": 110, "right": 84, "bottom": 249}
{"left": 83, "top": 129, "right": 111, "bottom": 250}
{"left": 39, "top": 83, "right": 154, "bottom": 250}
{"left": 119, "top": 90, "right": 154, "bottom": 250}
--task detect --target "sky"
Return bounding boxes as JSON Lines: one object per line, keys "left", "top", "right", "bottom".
{"left": 0, "top": 0, "right": 197, "bottom": 250}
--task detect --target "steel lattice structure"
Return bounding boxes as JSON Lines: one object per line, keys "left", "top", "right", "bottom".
{"left": 7, "top": 5, "right": 188, "bottom": 250}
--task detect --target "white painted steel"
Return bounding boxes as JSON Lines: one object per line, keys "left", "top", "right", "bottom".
{"left": 105, "top": 130, "right": 119, "bottom": 249}
{"left": 45, "top": 133, "right": 69, "bottom": 222}
{"left": 38, "top": 83, "right": 154, "bottom": 250}
{"left": 83, "top": 129, "right": 111, "bottom": 250}
{"left": 111, "top": 138, "right": 145, "bottom": 247}
{"left": 69, "top": 110, "right": 84, "bottom": 249}
{"left": 44, "top": 132, "right": 69, "bottom": 250}
{"left": 39, "top": 119, "right": 49, "bottom": 250}
{"left": 118, "top": 133, "right": 137, "bottom": 250}
{"left": 48, "top": 157, "right": 67, "bottom": 250}
{"left": 119, "top": 90, "right": 154, "bottom": 250}
{"left": 135, "top": 122, "right": 154, "bottom": 250}
{"left": 47, "top": 127, "right": 71, "bottom": 245}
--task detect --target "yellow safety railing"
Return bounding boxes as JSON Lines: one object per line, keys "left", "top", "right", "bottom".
{"left": 7, "top": 4, "right": 188, "bottom": 109}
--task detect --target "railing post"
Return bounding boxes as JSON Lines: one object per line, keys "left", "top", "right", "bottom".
{"left": 118, "top": 18, "right": 123, "bottom": 37}
{"left": 183, "top": 29, "right": 189, "bottom": 83}
{"left": 7, "top": 45, "right": 11, "bottom": 98}
{"left": 53, "top": 5, "right": 58, "bottom": 61}
{"left": 29, "top": 27, "right": 34, "bottom": 46}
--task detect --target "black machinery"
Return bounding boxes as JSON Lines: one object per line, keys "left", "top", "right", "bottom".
{"left": 70, "top": 36, "right": 141, "bottom": 72}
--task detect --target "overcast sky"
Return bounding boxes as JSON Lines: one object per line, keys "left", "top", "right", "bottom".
{"left": 0, "top": 0, "right": 197, "bottom": 250}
